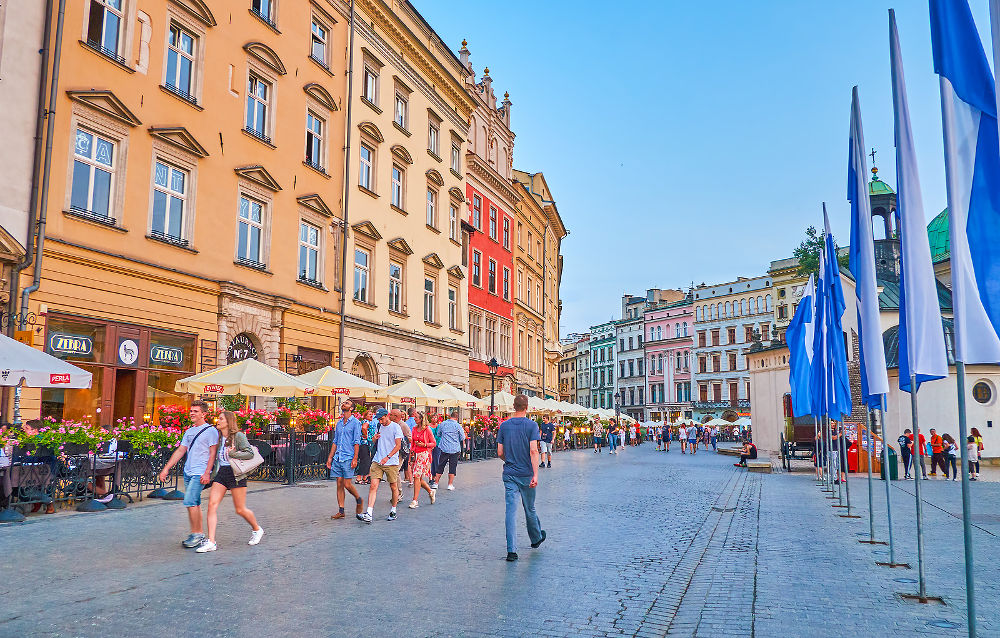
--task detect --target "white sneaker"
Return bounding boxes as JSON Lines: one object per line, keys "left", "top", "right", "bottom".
{"left": 195, "top": 539, "right": 217, "bottom": 553}
{"left": 430, "top": 488, "right": 437, "bottom": 505}
{"left": 248, "top": 528, "right": 264, "bottom": 546}
{"left": 408, "top": 500, "right": 419, "bottom": 509}
{"left": 361, "top": 512, "right": 372, "bottom": 523}
{"left": 447, "top": 484, "right": 455, "bottom": 491}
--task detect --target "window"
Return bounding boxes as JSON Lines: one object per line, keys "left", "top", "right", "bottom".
{"left": 165, "top": 24, "right": 196, "bottom": 101}
{"left": 251, "top": 0, "right": 273, "bottom": 24}
{"left": 713, "top": 384, "right": 722, "bottom": 402}
{"left": 86, "top": 0, "right": 124, "bottom": 57}
{"left": 391, "top": 165, "right": 403, "bottom": 209}
{"left": 638, "top": 359, "right": 644, "bottom": 375}
{"left": 305, "top": 112, "right": 325, "bottom": 171}
{"left": 359, "top": 143, "right": 373, "bottom": 190}
{"left": 502, "top": 267, "right": 510, "bottom": 300}
{"left": 698, "top": 331, "right": 706, "bottom": 348}
{"left": 472, "top": 195, "right": 482, "bottom": 228}
{"left": 71, "top": 129, "right": 115, "bottom": 218}
{"left": 485, "top": 317, "right": 497, "bottom": 359}
{"left": 488, "top": 259, "right": 497, "bottom": 294}
{"left": 628, "top": 360, "right": 635, "bottom": 376}
{"left": 489, "top": 207, "right": 497, "bottom": 240}
{"left": 728, "top": 352, "right": 737, "bottom": 371}
{"left": 711, "top": 329, "right": 720, "bottom": 346}
{"left": 526, "top": 277, "right": 532, "bottom": 307}
{"left": 527, "top": 232, "right": 533, "bottom": 257}
{"left": 388, "top": 262, "right": 402, "bottom": 313}
{"left": 151, "top": 161, "right": 187, "bottom": 240}
{"left": 778, "top": 305, "right": 788, "bottom": 319}
{"left": 310, "top": 19, "right": 328, "bottom": 65}
{"left": 347, "top": 247, "right": 374, "bottom": 308}
{"left": 502, "top": 218, "right": 510, "bottom": 249}
{"left": 394, "top": 92, "right": 407, "bottom": 129}
{"left": 362, "top": 65, "right": 378, "bottom": 105}
{"left": 469, "top": 311, "right": 483, "bottom": 358}
{"left": 237, "top": 195, "right": 265, "bottom": 265}
{"left": 428, "top": 119, "right": 440, "bottom": 155}
{"left": 423, "top": 278, "right": 435, "bottom": 322}
{"left": 426, "top": 188, "right": 437, "bottom": 228}
{"left": 448, "top": 287, "right": 458, "bottom": 330}
{"left": 537, "top": 240, "right": 542, "bottom": 262}
{"left": 699, "top": 357, "right": 707, "bottom": 373}
{"left": 628, "top": 337, "right": 633, "bottom": 350}
{"left": 620, "top": 362, "right": 625, "bottom": 377}
{"left": 449, "top": 203, "right": 458, "bottom": 241}
{"left": 761, "top": 323, "right": 770, "bottom": 340}
{"left": 298, "top": 221, "right": 320, "bottom": 282}
{"left": 517, "top": 222, "right": 523, "bottom": 247}
{"left": 745, "top": 326, "right": 754, "bottom": 343}
{"left": 727, "top": 327, "right": 736, "bottom": 344}
{"left": 536, "top": 282, "right": 541, "bottom": 309}
{"left": 517, "top": 269, "right": 523, "bottom": 300}
{"left": 451, "top": 142, "right": 461, "bottom": 173}
{"left": 245, "top": 74, "right": 270, "bottom": 142}
{"left": 472, "top": 251, "right": 481, "bottom": 287}
{"left": 712, "top": 355, "right": 721, "bottom": 373}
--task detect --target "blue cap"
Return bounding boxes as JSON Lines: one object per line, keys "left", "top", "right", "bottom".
{"left": 375, "top": 408, "right": 389, "bottom": 419}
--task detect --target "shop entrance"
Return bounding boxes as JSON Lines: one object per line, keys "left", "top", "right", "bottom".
{"left": 113, "top": 369, "right": 137, "bottom": 424}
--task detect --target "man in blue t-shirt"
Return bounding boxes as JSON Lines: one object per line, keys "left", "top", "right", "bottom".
{"left": 538, "top": 419, "right": 555, "bottom": 468}
{"left": 326, "top": 398, "right": 363, "bottom": 520}
{"left": 497, "top": 394, "right": 546, "bottom": 561}
{"left": 158, "top": 400, "right": 219, "bottom": 549}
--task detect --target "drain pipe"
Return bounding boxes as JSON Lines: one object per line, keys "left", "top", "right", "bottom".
{"left": 337, "top": 0, "right": 356, "bottom": 371}
{"left": 18, "top": 0, "right": 66, "bottom": 330}
{"left": 8, "top": 0, "right": 56, "bottom": 336}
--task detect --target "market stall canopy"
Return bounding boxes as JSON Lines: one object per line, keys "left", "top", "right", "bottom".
{"left": 541, "top": 398, "right": 564, "bottom": 412}
{"left": 735, "top": 416, "right": 751, "bottom": 427}
{"left": 559, "top": 402, "right": 587, "bottom": 416}
{"left": 483, "top": 390, "right": 516, "bottom": 412}
{"left": 375, "top": 378, "right": 448, "bottom": 407}
{"left": 0, "top": 332, "right": 92, "bottom": 388}
{"left": 175, "top": 359, "right": 314, "bottom": 397}
{"left": 705, "top": 417, "right": 731, "bottom": 427}
{"left": 296, "top": 366, "right": 381, "bottom": 396}
{"left": 433, "top": 383, "right": 485, "bottom": 409}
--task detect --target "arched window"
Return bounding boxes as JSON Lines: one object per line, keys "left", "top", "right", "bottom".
{"left": 756, "top": 296, "right": 763, "bottom": 313}
{"left": 765, "top": 294, "right": 772, "bottom": 311}
{"left": 749, "top": 297, "right": 756, "bottom": 313}
{"left": 683, "top": 322, "right": 688, "bottom": 336}
{"left": 716, "top": 303, "right": 722, "bottom": 319}
{"left": 657, "top": 326, "right": 662, "bottom": 340}
{"left": 740, "top": 299, "right": 746, "bottom": 315}
{"left": 725, "top": 301, "right": 732, "bottom": 317}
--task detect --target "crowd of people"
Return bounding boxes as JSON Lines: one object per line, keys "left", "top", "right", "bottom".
{"left": 896, "top": 427, "right": 985, "bottom": 481}
{"left": 590, "top": 420, "right": 734, "bottom": 455}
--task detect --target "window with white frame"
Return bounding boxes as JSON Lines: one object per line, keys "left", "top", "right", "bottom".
{"left": 388, "top": 262, "right": 402, "bottom": 313}
{"left": 362, "top": 65, "right": 378, "bottom": 105}
{"left": 485, "top": 317, "right": 498, "bottom": 360}
{"left": 245, "top": 74, "right": 271, "bottom": 141}
{"left": 451, "top": 142, "right": 460, "bottom": 173}
{"left": 471, "top": 250, "right": 481, "bottom": 287}
{"left": 502, "top": 267, "right": 510, "bottom": 300}
{"left": 426, "top": 187, "right": 437, "bottom": 228}
{"left": 517, "top": 269, "right": 523, "bottom": 301}
{"left": 388, "top": 165, "right": 403, "bottom": 209}
{"left": 488, "top": 259, "right": 496, "bottom": 294}
{"left": 469, "top": 310, "right": 483, "bottom": 359}
{"left": 71, "top": 128, "right": 116, "bottom": 218}
{"left": 305, "top": 112, "right": 324, "bottom": 170}
{"left": 151, "top": 160, "right": 187, "bottom": 240}
{"left": 394, "top": 92, "right": 407, "bottom": 129}
{"left": 526, "top": 276, "right": 532, "bottom": 307}
{"left": 428, "top": 118, "right": 440, "bottom": 155}
{"left": 86, "top": 0, "right": 124, "bottom": 56}
{"left": 165, "top": 24, "right": 196, "bottom": 100}
{"left": 359, "top": 143, "right": 373, "bottom": 190}
{"left": 310, "top": 19, "right": 328, "bottom": 65}
{"left": 448, "top": 286, "right": 457, "bottom": 330}
{"left": 472, "top": 194, "right": 481, "bottom": 229}
{"left": 237, "top": 195, "right": 265, "bottom": 265}
{"left": 423, "top": 277, "right": 435, "bottom": 323}
{"left": 353, "top": 247, "right": 370, "bottom": 303}
{"left": 502, "top": 217, "right": 510, "bottom": 249}
{"left": 500, "top": 321, "right": 512, "bottom": 365}
{"left": 489, "top": 206, "right": 497, "bottom": 240}
{"left": 298, "top": 221, "right": 320, "bottom": 282}
{"left": 251, "top": 0, "right": 274, "bottom": 24}
{"left": 448, "top": 203, "right": 458, "bottom": 241}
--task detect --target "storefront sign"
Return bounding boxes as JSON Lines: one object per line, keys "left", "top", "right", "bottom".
{"left": 50, "top": 373, "right": 71, "bottom": 384}
{"left": 466, "top": 401, "right": 477, "bottom": 408}
{"left": 204, "top": 384, "right": 225, "bottom": 393}
{"left": 400, "top": 397, "right": 415, "bottom": 404}
{"left": 333, "top": 387, "right": 350, "bottom": 395}
{"left": 150, "top": 344, "right": 184, "bottom": 366}
{"left": 14, "top": 330, "right": 33, "bottom": 346}
{"left": 118, "top": 338, "right": 140, "bottom": 366}
{"left": 48, "top": 333, "right": 93, "bottom": 356}
{"left": 227, "top": 333, "right": 258, "bottom": 363}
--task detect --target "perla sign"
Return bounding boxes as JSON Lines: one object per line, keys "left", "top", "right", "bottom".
{"left": 48, "top": 333, "right": 93, "bottom": 356}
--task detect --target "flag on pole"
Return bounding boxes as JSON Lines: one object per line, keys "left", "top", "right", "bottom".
{"left": 811, "top": 207, "right": 853, "bottom": 421}
{"left": 847, "top": 86, "right": 889, "bottom": 408}
{"left": 891, "top": 10, "right": 949, "bottom": 392}
{"left": 786, "top": 274, "right": 815, "bottom": 417}
{"left": 930, "top": 0, "right": 1000, "bottom": 364}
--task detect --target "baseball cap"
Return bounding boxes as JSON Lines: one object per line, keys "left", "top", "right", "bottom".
{"left": 375, "top": 408, "right": 389, "bottom": 419}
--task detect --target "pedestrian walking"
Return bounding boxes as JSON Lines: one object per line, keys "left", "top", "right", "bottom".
{"left": 498, "top": 394, "right": 546, "bottom": 562}
{"left": 402, "top": 408, "right": 416, "bottom": 485}
{"left": 662, "top": 423, "right": 671, "bottom": 452}
{"left": 710, "top": 425, "right": 718, "bottom": 451}
{"left": 198, "top": 410, "right": 263, "bottom": 553}
{"left": 928, "top": 429, "right": 944, "bottom": 477}
{"left": 408, "top": 412, "right": 437, "bottom": 509}
{"left": 942, "top": 433, "right": 959, "bottom": 481}
{"left": 607, "top": 419, "right": 617, "bottom": 455}
{"left": 326, "top": 399, "right": 364, "bottom": 520}
{"left": 832, "top": 424, "right": 847, "bottom": 484}
{"left": 355, "top": 409, "right": 375, "bottom": 486}
{"left": 815, "top": 428, "right": 826, "bottom": 480}
{"left": 430, "top": 414, "right": 443, "bottom": 481}
{"left": 898, "top": 429, "right": 913, "bottom": 479}
{"left": 538, "top": 418, "right": 554, "bottom": 468}
{"left": 563, "top": 425, "right": 571, "bottom": 450}
{"left": 593, "top": 421, "right": 604, "bottom": 454}
{"left": 431, "top": 410, "right": 465, "bottom": 490}
{"left": 967, "top": 435, "right": 980, "bottom": 481}
{"left": 362, "top": 408, "right": 404, "bottom": 523}
{"left": 971, "top": 427, "right": 984, "bottom": 480}
{"left": 688, "top": 424, "right": 699, "bottom": 455}
{"left": 678, "top": 424, "right": 687, "bottom": 454}
{"left": 907, "top": 429, "right": 927, "bottom": 479}
{"left": 158, "top": 400, "right": 220, "bottom": 549}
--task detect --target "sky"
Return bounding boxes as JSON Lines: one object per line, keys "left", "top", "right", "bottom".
{"left": 415, "top": 0, "right": 994, "bottom": 337}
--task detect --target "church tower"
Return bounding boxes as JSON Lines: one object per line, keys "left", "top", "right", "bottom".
{"left": 868, "top": 162, "right": 901, "bottom": 283}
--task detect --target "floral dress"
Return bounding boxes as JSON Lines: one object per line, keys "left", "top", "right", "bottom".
{"left": 410, "top": 427, "right": 435, "bottom": 479}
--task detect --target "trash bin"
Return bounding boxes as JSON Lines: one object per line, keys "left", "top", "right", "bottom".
{"left": 848, "top": 441, "right": 859, "bottom": 473}
{"left": 880, "top": 445, "right": 899, "bottom": 481}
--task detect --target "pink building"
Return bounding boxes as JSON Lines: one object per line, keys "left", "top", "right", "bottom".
{"left": 644, "top": 299, "right": 694, "bottom": 422}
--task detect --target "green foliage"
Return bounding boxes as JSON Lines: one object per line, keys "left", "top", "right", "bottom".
{"left": 793, "top": 226, "right": 850, "bottom": 277}
{"left": 220, "top": 394, "right": 246, "bottom": 411}
{"left": 275, "top": 396, "right": 308, "bottom": 411}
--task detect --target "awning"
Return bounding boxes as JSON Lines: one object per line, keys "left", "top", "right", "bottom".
{"left": 0, "top": 332, "right": 92, "bottom": 388}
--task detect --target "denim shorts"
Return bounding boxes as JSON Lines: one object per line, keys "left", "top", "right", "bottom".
{"left": 329, "top": 458, "right": 355, "bottom": 479}
{"left": 183, "top": 473, "right": 207, "bottom": 507}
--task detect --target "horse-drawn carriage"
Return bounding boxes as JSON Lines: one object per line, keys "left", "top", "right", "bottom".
{"left": 779, "top": 417, "right": 817, "bottom": 471}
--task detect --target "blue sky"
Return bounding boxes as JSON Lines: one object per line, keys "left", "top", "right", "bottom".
{"left": 416, "top": 0, "right": 993, "bottom": 336}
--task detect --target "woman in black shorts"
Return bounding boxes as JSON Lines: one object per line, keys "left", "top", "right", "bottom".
{"left": 198, "top": 410, "right": 264, "bottom": 553}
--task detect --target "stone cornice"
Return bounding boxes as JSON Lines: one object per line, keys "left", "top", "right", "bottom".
{"left": 344, "top": 314, "right": 469, "bottom": 354}
{"left": 467, "top": 153, "right": 518, "bottom": 206}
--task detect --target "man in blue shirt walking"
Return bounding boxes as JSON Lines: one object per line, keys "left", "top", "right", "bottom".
{"left": 538, "top": 419, "right": 555, "bottom": 468}
{"left": 431, "top": 411, "right": 466, "bottom": 490}
{"left": 326, "top": 399, "right": 363, "bottom": 520}
{"left": 497, "top": 394, "right": 546, "bottom": 562}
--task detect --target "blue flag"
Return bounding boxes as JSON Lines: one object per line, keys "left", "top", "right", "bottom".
{"left": 811, "top": 208, "right": 853, "bottom": 421}
{"left": 786, "top": 275, "right": 815, "bottom": 417}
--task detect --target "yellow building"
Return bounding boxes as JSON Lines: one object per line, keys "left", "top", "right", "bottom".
{"left": 512, "top": 170, "right": 566, "bottom": 398}
{"left": 767, "top": 257, "right": 808, "bottom": 342}
{"left": 14, "top": 0, "right": 349, "bottom": 425}
{"left": 338, "top": 0, "right": 475, "bottom": 388}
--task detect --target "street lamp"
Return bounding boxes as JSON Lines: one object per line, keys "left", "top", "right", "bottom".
{"left": 487, "top": 357, "right": 499, "bottom": 418}
{"left": 615, "top": 389, "right": 622, "bottom": 425}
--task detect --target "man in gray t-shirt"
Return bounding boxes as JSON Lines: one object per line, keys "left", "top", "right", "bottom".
{"left": 159, "top": 401, "right": 219, "bottom": 548}
{"left": 362, "top": 408, "right": 403, "bottom": 523}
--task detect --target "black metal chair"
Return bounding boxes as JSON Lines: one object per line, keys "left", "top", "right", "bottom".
{"left": 59, "top": 443, "right": 106, "bottom": 512}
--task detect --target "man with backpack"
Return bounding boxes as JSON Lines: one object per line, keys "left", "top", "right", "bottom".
{"left": 898, "top": 429, "right": 913, "bottom": 479}
{"left": 158, "top": 401, "right": 220, "bottom": 548}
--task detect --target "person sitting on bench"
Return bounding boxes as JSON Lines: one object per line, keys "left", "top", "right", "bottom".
{"left": 734, "top": 442, "right": 757, "bottom": 467}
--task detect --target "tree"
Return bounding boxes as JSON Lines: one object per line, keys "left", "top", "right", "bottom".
{"left": 793, "top": 226, "right": 850, "bottom": 277}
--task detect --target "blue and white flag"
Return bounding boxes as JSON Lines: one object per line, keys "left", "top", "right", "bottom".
{"left": 786, "top": 274, "right": 815, "bottom": 417}
{"left": 930, "top": 0, "right": 1000, "bottom": 363}
{"left": 892, "top": 10, "right": 948, "bottom": 392}
{"left": 811, "top": 208, "right": 854, "bottom": 421}
{"left": 847, "top": 86, "right": 889, "bottom": 408}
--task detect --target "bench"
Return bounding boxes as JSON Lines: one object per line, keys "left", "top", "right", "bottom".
{"left": 746, "top": 456, "right": 772, "bottom": 473}
{"left": 717, "top": 446, "right": 743, "bottom": 457}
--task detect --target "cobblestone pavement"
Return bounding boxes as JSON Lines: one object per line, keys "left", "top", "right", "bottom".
{"left": 1, "top": 446, "right": 996, "bottom": 637}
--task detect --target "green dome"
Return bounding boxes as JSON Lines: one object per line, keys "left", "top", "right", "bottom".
{"left": 927, "top": 208, "right": 950, "bottom": 263}
{"left": 868, "top": 176, "right": 895, "bottom": 195}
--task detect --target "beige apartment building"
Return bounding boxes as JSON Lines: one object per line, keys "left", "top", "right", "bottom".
{"left": 339, "top": 0, "right": 474, "bottom": 388}
{"left": 12, "top": 0, "right": 349, "bottom": 425}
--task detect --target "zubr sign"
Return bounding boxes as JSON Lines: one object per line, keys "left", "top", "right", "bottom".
{"left": 227, "top": 333, "right": 258, "bottom": 363}
{"left": 48, "top": 333, "right": 93, "bottom": 356}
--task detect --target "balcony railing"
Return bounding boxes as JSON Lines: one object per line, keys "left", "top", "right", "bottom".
{"left": 692, "top": 399, "right": 750, "bottom": 410}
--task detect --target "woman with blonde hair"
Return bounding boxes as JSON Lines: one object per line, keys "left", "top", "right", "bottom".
{"left": 197, "top": 411, "right": 264, "bottom": 553}
{"left": 408, "top": 412, "right": 437, "bottom": 508}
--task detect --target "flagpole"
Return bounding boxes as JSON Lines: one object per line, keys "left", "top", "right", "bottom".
{"left": 909, "top": 375, "right": 928, "bottom": 601}
{"left": 813, "top": 416, "right": 822, "bottom": 483}
{"left": 875, "top": 394, "right": 906, "bottom": 568}
{"left": 866, "top": 409, "right": 876, "bottom": 538}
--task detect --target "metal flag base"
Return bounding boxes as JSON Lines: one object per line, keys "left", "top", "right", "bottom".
{"left": 0, "top": 507, "right": 25, "bottom": 523}
{"left": 162, "top": 489, "right": 184, "bottom": 500}
{"left": 76, "top": 499, "right": 107, "bottom": 513}
{"left": 859, "top": 539, "right": 889, "bottom": 545}
{"left": 103, "top": 496, "right": 127, "bottom": 510}
{"left": 839, "top": 513, "right": 862, "bottom": 518}
{"left": 146, "top": 488, "right": 167, "bottom": 498}
{"left": 876, "top": 561, "right": 911, "bottom": 569}
{"left": 899, "top": 593, "right": 945, "bottom": 605}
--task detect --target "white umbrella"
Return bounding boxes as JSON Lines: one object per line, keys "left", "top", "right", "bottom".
{"left": 0, "top": 332, "right": 92, "bottom": 388}
{"left": 434, "top": 383, "right": 485, "bottom": 409}
{"left": 296, "top": 366, "right": 380, "bottom": 396}
{"left": 705, "top": 417, "right": 730, "bottom": 427}
{"left": 375, "top": 378, "right": 448, "bottom": 407}
{"left": 483, "top": 390, "right": 517, "bottom": 412}
{"left": 735, "top": 416, "right": 751, "bottom": 427}
{"left": 175, "top": 359, "right": 314, "bottom": 397}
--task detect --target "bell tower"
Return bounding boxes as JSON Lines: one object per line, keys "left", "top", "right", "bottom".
{"left": 868, "top": 155, "right": 901, "bottom": 283}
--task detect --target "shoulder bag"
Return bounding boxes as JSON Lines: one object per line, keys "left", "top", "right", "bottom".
{"left": 229, "top": 443, "right": 264, "bottom": 477}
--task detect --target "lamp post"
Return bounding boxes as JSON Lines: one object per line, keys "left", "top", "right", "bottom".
{"left": 487, "top": 357, "right": 499, "bottom": 419}
{"left": 615, "top": 389, "right": 622, "bottom": 425}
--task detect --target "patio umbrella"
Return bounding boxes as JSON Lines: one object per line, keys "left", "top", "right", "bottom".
{"left": 705, "top": 417, "right": 730, "bottom": 427}
{"left": 375, "top": 378, "right": 448, "bottom": 407}
{"left": 296, "top": 366, "right": 380, "bottom": 396}
{"left": 174, "top": 359, "right": 314, "bottom": 397}
{"left": 0, "top": 332, "right": 92, "bottom": 388}
{"left": 735, "top": 416, "right": 751, "bottom": 427}
{"left": 434, "top": 383, "right": 485, "bottom": 409}
{"left": 483, "top": 390, "right": 516, "bottom": 412}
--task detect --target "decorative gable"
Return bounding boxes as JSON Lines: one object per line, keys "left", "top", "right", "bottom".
{"left": 386, "top": 237, "right": 414, "bottom": 255}
{"left": 422, "top": 253, "right": 444, "bottom": 269}
{"left": 358, "top": 121, "right": 384, "bottom": 143}
{"left": 148, "top": 127, "right": 209, "bottom": 157}
{"left": 244, "top": 42, "right": 287, "bottom": 75}
{"left": 390, "top": 145, "right": 413, "bottom": 165}
{"left": 351, "top": 220, "right": 382, "bottom": 241}
{"left": 303, "top": 83, "right": 337, "bottom": 111}
{"left": 169, "top": 0, "right": 216, "bottom": 26}
{"left": 234, "top": 165, "right": 281, "bottom": 191}
{"left": 296, "top": 193, "right": 335, "bottom": 218}
{"left": 66, "top": 90, "right": 141, "bottom": 127}
{"left": 447, "top": 265, "right": 465, "bottom": 280}
{"left": 448, "top": 186, "right": 465, "bottom": 201}
{"left": 426, "top": 169, "right": 444, "bottom": 187}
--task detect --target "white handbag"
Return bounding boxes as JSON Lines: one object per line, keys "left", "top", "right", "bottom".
{"left": 229, "top": 445, "right": 264, "bottom": 476}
